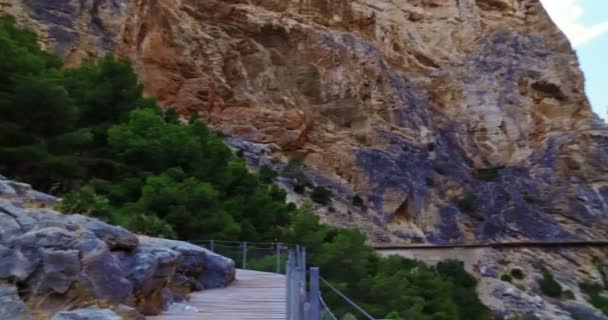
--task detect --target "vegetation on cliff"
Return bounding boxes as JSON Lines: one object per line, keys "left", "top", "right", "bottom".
{"left": 0, "top": 15, "right": 491, "bottom": 320}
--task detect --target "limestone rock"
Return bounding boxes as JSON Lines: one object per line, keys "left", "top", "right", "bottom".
{"left": 4, "top": 0, "right": 606, "bottom": 246}
{"left": 0, "top": 179, "right": 236, "bottom": 317}
{"left": 137, "top": 237, "right": 236, "bottom": 289}
{"left": 51, "top": 308, "right": 122, "bottom": 320}
{"left": 0, "top": 282, "right": 32, "bottom": 320}
{"left": 3, "top": 0, "right": 608, "bottom": 316}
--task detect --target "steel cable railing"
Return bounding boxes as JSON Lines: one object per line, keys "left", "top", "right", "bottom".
{"left": 319, "top": 276, "right": 376, "bottom": 320}
{"left": 319, "top": 294, "right": 338, "bottom": 320}
{"left": 191, "top": 240, "right": 288, "bottom": 273}
{"left": 189, "top": 240, "right": 378, "bottom": 320}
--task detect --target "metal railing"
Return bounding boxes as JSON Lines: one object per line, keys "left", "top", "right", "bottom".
{"left": 286, "top": 246, "right": 320, "bottom": 320}
{"left": 191, "top": 239, "right": 288, "bottom": 274}
{"left": 191, "top": 240, "right": 380, "bottom": 320}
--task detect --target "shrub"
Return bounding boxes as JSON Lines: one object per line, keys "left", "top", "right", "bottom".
{"left": 523, "top": 192, "right": 535, "bottom": 204}
{"left": 425, "top": 176, "right": 435, "bottom": 187}
{"left": 538, "top": 268, "right": 562, "bottom": 297}
{"left": 501, "top": 273, "right": 513, "bottom": 282}
{"left": 258, "top": 165, "right": 278, "bottom": 183}
{"left": 352, "top": 194, "right": 365, "bottom": 208}
{"left": 311, "top": 186, "right": 332, "bottom": 205}
{"left": 457, "top": 192, "right": 477, "bottom": 213}
{"left": 511, "top": 268, "right": 525, "bottom": 280}
{"left": 293, "top": 184, "right": 305, "bottom": 194}
{"left": 128, "top": 214, "right": 176, "bottom": 239}
{"left": 280, "top": 155, "right": 312, "bottom": 189}
{"left": 562, "top": 289, "right": 575, "bottom": 300}
{"left": 58, "top": 189, "right": 112, "bottom": 219}
{"left": 580, "top": 281, "right": 608, "bottom": 316}
{"left": 473, "top": 166, "right": 504, "bottom": 182}
{"left": 510, "top": 315, "right": 540, "bottom": 320}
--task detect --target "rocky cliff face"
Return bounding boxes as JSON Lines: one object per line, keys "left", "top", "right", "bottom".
{"left": 0, "top": 176, "right": 235, "bottom": 319}
{"left": 3, "top": 0, "right": 607, "bottom": 245}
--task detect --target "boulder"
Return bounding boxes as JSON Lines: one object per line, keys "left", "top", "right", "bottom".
{"left": 114, "top": 305, "right": 145, "bottom": 320}
{"left": 0, "top": 282, "right": 32, "bottom": 320}
{"left": 0, "top": 245, "right": 39, "bottom": 281}
{"left": 0, "top": 200, "right": 37, "bottom": 241}
{"left": 79, "top": 242, "right": 134, "bottom": 303}
{"left": 0, "top": 178, "right": 236, "bottom": 317}
{"left": 28, "top": 249, "right": 81, "bottom": 294}
{"left": 138, "top": 237, "right": 236, "bottom": 289}
{"left": 83, "top": 219, "right": 139, "bottom": 250}
{"left": 51, "top": 308, "right": 122, "bottom": 320}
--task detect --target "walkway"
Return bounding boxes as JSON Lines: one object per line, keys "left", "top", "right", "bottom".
{"left": 149, "top": 269, "right": 286, "bottom": 320}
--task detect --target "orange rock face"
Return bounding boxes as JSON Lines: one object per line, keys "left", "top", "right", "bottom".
{"left": 4, "top": 0, "right": 608, "bottom": 245}
{"left": 5, "top": 1, "right": 608, "bottom": 316}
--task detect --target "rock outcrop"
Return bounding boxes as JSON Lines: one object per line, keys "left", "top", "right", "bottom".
{"left": 2, "top": 0, "right": 606, "bottom": 246}
{"left": 0, "top": 177, "right": 235, "bottom": 319}
{"left": 3, "top": 0, "right": 608, "bottom": 318}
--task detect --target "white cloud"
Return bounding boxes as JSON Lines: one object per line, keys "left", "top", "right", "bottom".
{"left": 540, "top": 0, "right": 608, "bottom": 47}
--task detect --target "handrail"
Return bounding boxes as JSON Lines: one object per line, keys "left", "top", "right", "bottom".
{"left": 373, "top": 240, "right": 608, "bottom": 250}
{"left": 190, "top": 239, "right": 295, "bottom": 246}
{"left": 193, "top": 239, "right": 378, "bottom": 320}
{"left": 319, "top": 294, "right": 338, "bottom": 320}
{"left": 320, "top": 276, "right": 376, "bottom": 320}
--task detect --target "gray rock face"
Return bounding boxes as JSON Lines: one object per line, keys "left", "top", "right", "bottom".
{"left": 560, "top": 302, "right": 608, "bottom": 320}
{"left": 0, "top": 282, "right": 32, "bottom": 320}
{"left": 0, "top": 179, "right": 236, "bottom": 316}
{"left": 0, "top": 179, "right": 57, "bottom": 207}
{"left": 51, "top": 308, "right": 122, "bottom": 320}
{"left": 137, "top": 237, "right": 236, "bottom": 289}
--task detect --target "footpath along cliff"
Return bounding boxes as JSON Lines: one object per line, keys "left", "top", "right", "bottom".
{"left": 2, "top": 0, "right": 608, "bottom": 318}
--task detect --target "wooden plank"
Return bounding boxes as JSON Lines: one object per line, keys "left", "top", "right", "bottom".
{"left": 148, "top": 269, "right": 286, "bottom": 320}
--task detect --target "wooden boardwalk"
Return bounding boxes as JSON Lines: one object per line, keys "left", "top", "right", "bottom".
{"left": 149, "top": 269, "right": 286, "bottom": 320}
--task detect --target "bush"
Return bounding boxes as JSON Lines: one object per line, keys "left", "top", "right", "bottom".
{"left": 58, "top": 189, "right": 112, "bottom": 219}
{"left": 128, "top": 214, "right": 176, "bottom": 239}
{"left": 562, "top": 289, "right": 575, "bottom": 300}
{"left": 436, "top": 260, "right": 491, "bottom": 319}
{"left": 523, "top": 192, "right": 535, "bottom": 204}
{"left": 511, "top": 268, "right": 525, "bottom": 280}
{"left": 258, "top": 165, "right": 278, "bottom": 184}
{"left": 352, "top": 194, "right": 365, "bottom": 208}
{"left": 501, "top": 273, "right": 513, "bottom": 282}
{"left": 457, "top": 192, "right": 477, "bottom": 213}
{"left": 425, "top": 176, "right": 435, "bottom": 187}
{"left": 293, "top": 183, "right": 306, "bottom": 194}
{"left": 538, "top": 268, "right": 562, "bottom": 297}
{"left": 473, "top": 166, "right": 504, "bottom": 182}
{"left": 580, "top": 281, "right": 608, "bottom": 315}
{"left": 509, "top": 315, "right": 540, "bottom": 320}
{"left": 311, "top": 186, "right": 332, "bottom": 205}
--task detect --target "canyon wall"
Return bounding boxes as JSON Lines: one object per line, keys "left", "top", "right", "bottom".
{"left": 3, "top": 1, "right": 608, "bottom": 318}
{"left": 2, "top": 0, "right": 608, "bottom": 253}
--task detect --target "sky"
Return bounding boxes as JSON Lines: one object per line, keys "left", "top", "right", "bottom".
{"left": 539, "top": 0, "right": 608, "bottom": 120}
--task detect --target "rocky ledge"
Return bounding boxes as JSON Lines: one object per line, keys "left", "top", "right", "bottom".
{"left": 0, "top": 176, "right": 235, "bottom": 319}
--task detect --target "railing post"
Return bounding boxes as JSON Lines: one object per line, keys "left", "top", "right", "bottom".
{"left": 309, "top": 267, "right": 320, "bottom": 320}
{"left": 276, "top": 242, "right": 281, "bottom": 274}
{"left": 286, "top": 250, "right": 293, "bottom": 320}
{"left": 303, "top": 302, "right": 311, "bottom": 320}
{"left": 301, "top": 247, "right": 307, "bottom": 286}
{"left": 209, "top": 239, "right": 214, "bottom": 252}
{"left": 296, "top": 245, "right": 301, "bottom": 268}
{"left": 292, "top": 253, "right": 300, "bottom": 320}
{"left": 242, "top": 241, "right": 247, "bottom": 270}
